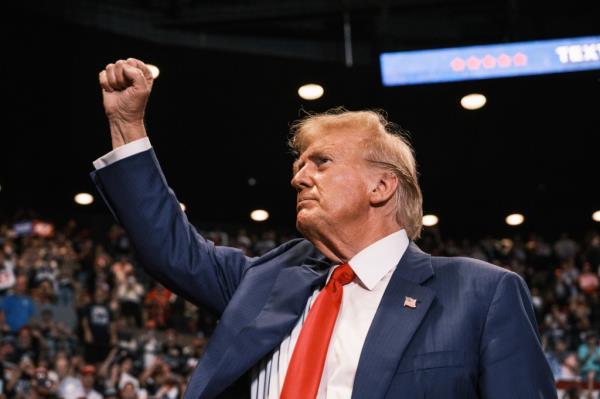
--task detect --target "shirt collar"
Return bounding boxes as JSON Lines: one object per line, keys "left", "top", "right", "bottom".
{"left": 346, "top": 229, "right": 409, "bottom": 291}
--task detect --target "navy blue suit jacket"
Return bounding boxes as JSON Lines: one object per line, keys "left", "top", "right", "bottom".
{"left": 91, "top": 149, "right": 557, "bottom": 399}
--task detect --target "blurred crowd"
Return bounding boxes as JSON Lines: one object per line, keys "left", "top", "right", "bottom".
{"left": 0, "top": 217, "right": 599, "bottom": 398}
{"left": 0, "top": 218, "right": 297, "bottom": 399}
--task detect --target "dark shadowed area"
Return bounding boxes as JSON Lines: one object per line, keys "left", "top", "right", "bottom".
{"left": 1, "top": 1, "right": 599, "bottom": 240}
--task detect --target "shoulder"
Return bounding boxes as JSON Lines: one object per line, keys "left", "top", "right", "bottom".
{"left": 432, "top": 254, "right": 517, "bottom": 282}
{"left": 250, "top": 238, "right": 321, "bottom": 266}
{"left": 427, "top": 253, "right": 528, "bottom": 300}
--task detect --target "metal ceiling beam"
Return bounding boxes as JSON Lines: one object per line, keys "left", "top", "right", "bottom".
{"left": 155, "top": 0, "right": 479, "bottom": 25}
{"left": 6, "top": 0, "right": 530, "bottom": 63}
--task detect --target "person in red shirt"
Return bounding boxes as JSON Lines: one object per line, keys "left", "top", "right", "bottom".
{"left": 144, "top": 283, "right": 175, "bottom": 328}
{"left": 579, "top": 262, "right": 599, "bottom": 295}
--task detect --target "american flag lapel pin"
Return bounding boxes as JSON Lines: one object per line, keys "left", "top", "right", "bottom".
{"left": 404, "top": 296, "right": 417, "bottom": 309}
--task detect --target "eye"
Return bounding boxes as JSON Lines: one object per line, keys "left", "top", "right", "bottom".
{"left": 315, "top": 157, "right": 331, "bottom": 167}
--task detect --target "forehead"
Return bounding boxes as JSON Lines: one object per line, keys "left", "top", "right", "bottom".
{"left": 295, "top": 128, "right": 369, "bottom": 161}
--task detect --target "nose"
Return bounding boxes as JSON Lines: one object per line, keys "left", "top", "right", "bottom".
{"left": 291, "top": 164, "right": 312, "bottom": 192}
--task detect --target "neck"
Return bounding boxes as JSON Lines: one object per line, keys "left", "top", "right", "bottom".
{"left": 304, "top": 216, "right": 402, "bottom": 263}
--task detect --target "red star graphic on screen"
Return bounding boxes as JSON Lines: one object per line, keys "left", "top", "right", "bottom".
{"left": 467, "top": 56, "right": 481, "bottom": 70}
{"left": 513, "top": 52, "right": 528, "bottom": 66}
{"left": 482, "top": 55, "right": 496, "bottom": 68}
{"left": 450, "top": 57, "right": 466, "bottom": 71}
{"left": 498, "top": 54, "right": 512, "bottom": 67}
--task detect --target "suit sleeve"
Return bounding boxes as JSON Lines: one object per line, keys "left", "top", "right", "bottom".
{"left": 478, "top": 272, "right": 557, "bottom": 399}
{"left": 90, "top": 148, "right": 250, "bottom": 316}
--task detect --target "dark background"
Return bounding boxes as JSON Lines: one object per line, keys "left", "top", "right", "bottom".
{"left": 1, "top": 0, "right": 598, "bottom": 240}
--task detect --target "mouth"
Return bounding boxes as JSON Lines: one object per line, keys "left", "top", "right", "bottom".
{"left": 296, "top": 198, "right": 317, "bottom": 210}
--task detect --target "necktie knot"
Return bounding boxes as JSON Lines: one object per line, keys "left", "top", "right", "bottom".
{"left": 331, "top": 263, "right": 355, "bottom": 286}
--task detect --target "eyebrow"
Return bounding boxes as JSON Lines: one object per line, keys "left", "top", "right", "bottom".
{"left": 292, "top": 159, "right": 301, "bottom": 174}
{"left": 292, "top": 147, "right": 335, "bottom": 174}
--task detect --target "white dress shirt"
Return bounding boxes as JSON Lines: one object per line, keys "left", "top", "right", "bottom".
{"left": 251, "top": 229, "right": 409, "bottom": 399}
{"left": 92, "top": 137, "right": 152, "bottom": 169}
{"left": 93, "top": 139, "right": 410, "bottom": 399}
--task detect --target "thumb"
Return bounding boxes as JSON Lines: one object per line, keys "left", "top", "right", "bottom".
{"left": 126, "top": 58, "right": 153, "bottom": 81}
{"left": 122, "top": 65, "right": 152, "bottom": 91}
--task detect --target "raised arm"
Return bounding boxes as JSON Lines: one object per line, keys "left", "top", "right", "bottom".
{"left": 92, "top": 59, "right": 251, "bottom": 315}
{"left": 98, "top": 58, "right": 151, "bottom": 149}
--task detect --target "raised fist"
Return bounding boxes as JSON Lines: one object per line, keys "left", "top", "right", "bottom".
{"left": 99, "top": 58, "right": 153, "bottom": 147}
{"left": 99, "top": 58, "right": 153, "bottom": 123}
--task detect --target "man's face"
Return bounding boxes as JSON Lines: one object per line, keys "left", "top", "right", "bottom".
{"left": 15, "top": 275, "right": 27, "bottom": 295}
{"left": 82, "top": 374, "right": 94, "bottom": 388}
{"left": 291, "top": 129, "right": 374, "bottom": 239}
{"left": 55, "top": 358, "right": 69, "bottom": 375}
{"left": 94, "top": 287, "right": 108, "bottom": 303}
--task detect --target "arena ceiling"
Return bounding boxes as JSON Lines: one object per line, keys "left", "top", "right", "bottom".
{"left": 1, "top": 0, "right": 599, "bottom": 239}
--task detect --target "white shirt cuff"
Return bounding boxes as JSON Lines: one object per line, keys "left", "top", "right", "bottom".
{"left": 93, "top": 137, "right": 152, "bottom": 169}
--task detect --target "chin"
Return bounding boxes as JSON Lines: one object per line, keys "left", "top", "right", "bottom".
{"left": 296, "top": 212, "right": 321, "bottom": 240}
{"left": 296, "top": 212, "right": 312, "bottom": 235}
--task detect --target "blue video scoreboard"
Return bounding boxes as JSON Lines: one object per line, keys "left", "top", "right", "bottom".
{"left": 380, "top": 36, "right": 600, "bottom": 86}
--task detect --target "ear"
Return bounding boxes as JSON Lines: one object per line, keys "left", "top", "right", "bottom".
{"left": 369, "top": 170, "right": 398, "bottom": 206}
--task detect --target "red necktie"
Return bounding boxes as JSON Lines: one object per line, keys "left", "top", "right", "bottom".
{"left": 280, "top": 263, "right": 355, "bottom": 399}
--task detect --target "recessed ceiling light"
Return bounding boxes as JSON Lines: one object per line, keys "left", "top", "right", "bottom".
{"left": 422, "top": 214, "right": 439, "bottom": 227}
{"left": 593, "top": 210, "right": 600, "bottom": 222}
{"left": 74, "top": 193, "right": 94, "bottom": 205}
{"left": 460, "top": 93, "right": 487, "bottom": 110}
{"left": 298, "top": 84, "right": 324, "bottom": 100}
{"left": 505, "top": 213, "right": 524, "bottom": 226}
{"left": 250, "top": 209, "right": 269, "bottom": 222}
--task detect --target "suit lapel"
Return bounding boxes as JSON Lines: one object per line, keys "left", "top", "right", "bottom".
{"left": 187, "top": 257, "right": 330, "bottom": 399}
{"left": 352, "top": 242, "right": 436, "bottom": 399}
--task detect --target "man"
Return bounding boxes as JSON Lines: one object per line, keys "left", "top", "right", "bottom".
{"left": 91, "top": 58, "right": 556, "bottom": 398}
{"left": 0, "top": 274, "right": 35, "bottom": 332}
{"left": 78, "top": 365, "right": 103, "bottom": 399}
{"left": 80, "top": 284, "right": 117, "bottom": 364}
{"left": 0, "top": 250, "right": 16, "bottom": 292}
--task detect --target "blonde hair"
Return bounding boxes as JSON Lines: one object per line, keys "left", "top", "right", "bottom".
{"left": 289, "top": 107, "right": 423, "bottom": 240}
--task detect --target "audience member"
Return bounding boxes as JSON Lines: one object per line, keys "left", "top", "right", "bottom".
{"left": 0, "top": 217, "right": 599, "bottom": 397}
